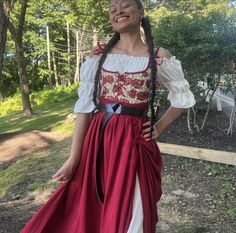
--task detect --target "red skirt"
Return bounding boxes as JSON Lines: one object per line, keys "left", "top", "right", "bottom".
{"left": 21, "top": 111, "right": 163, "bottom": 233}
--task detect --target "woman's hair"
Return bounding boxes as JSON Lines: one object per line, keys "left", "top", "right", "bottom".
{"left": 92, "top": 0, "right": 158, "bottom": 137}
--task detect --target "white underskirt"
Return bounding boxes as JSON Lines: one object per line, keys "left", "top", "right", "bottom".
{"left": 127, "top": 173, "right": 144, "bottom": 233}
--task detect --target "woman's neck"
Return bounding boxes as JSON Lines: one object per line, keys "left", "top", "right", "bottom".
{"left": 112, "top": 30, "right": 148, "bottom": 56}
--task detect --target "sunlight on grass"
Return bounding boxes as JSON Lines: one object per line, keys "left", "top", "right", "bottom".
{"left": 0, "top": 137, "right": 71, "bottom": 197}
{"left": 0, "top": 87, "right": 77, "bottom": 197}
{"left": 0, "top": 100, "right": 75, "bottom": 134}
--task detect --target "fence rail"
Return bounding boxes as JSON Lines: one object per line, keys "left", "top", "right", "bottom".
{"left": 158, "top": 142, "right": 236, "bottom": 166}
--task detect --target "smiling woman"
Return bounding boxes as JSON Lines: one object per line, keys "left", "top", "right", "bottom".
{"left": 109, "top": 0, "right": 144, "bottom": 33}
{"left": 20, "top": 0, "right": 196, "bottom": 233}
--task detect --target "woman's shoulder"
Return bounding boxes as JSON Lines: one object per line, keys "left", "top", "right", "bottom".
{"left": 154, "top": 46, "right": 172, "bottom": 59}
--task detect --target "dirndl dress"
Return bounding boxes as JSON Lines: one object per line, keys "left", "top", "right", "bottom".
{"left": 20, "top": 45, "right": 196, "bottom": 233}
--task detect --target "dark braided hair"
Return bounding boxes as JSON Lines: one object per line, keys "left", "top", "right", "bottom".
{"left": 141, "top": 16, "right": 158, "bottom": 137}
{"left": 92, "top": 32, "right": 120, "bottom": 106}
{"left": 92, "top": 0, "right": 158, "bottom": 137}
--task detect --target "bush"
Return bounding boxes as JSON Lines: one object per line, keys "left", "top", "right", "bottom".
{"left": 0, "top": 84, "right": 79, "bottom": 116}
{"left": 30, "top": 84, "right": 78, "bottom": 106}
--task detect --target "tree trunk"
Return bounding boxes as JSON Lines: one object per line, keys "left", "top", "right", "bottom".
{"left": 52, "top": 51, "right": 59, "bottom": 86}
{"left": 0, "top": 0, "right": 10, "bottom": 81}
{"left": 74, "top": 30, "right": 80, "bottom": 83}
{"left": 227, "top": 89, "right": 236, "bottom": 135}
{"left": 201, "top": 83, "right": 219, "bottom": 130}
{"left": 67, "top": 22, "right": 71, "bottom": 86}
{"left": 46, "top": 25, "right": 52, "bottom": 87}
{"left": 0, "top": 91, "right": 3, "bottom": 101}
{"left": 15, "top": 39, "right": 33, "bottom": 117}
{"left": 92, "top": 27, "right": 98, "bottom": 47}
{"left": 7, "top": 0, "right": 33, "bottom": 117}
{"left": 187, "top": 108, "right": 192, "bottom": 132}
{"left": 74, "top": 27, "right": 85, "bottom": 83}
{"left": 191, "top": 107, "right": 200, "bottom": 132}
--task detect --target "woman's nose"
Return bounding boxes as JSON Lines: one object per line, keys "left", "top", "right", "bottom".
{"left": 116, "top": 5, "right": 123, "bottom": 15}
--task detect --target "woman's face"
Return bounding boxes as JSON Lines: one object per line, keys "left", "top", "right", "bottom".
{"left": 109, "top": 0, "right": 144, "bottom": 33}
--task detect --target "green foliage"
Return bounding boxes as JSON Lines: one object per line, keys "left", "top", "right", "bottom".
{"left": 153, "top": 11, "right": 236, "bottom": 98}
{"left": 1, "top": 0, "right": 110, "bottom": 98}
{"left": 0, "top": 84, "right": 78, "bottom": 116}
{"left": 148, "top": 0, "right": 236, "bottom": 104}
{"left": 0, "top": 91, "right": 22, "bottom": 116}
{"left": 30, "top": 83, "right": 78, "bottom": 106}
{"left": 149, "top": 0, "right": 231, "bottom": 17}
{"left": 1, "top": 0, "right": 236, "bottom": 116}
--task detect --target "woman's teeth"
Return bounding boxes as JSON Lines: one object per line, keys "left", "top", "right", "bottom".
{"left": 117, "top": 17, "right": 129, "bottom": 23}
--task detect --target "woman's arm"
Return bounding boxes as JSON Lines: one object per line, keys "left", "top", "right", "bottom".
{"left": 68, "top": 113, "right": 91, "bottom": 164}
{"left": 142, "top": 107, "right": 185, "bottom": 140}
{"left": 52, "top": 113, "right": 91, "bottom": 182}
{"left": 142, "top": 46, "right": 195, "bottom": 140}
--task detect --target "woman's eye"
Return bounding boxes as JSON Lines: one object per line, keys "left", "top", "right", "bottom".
{"left": 110, "top": 8, "right": 116, "bottom": 13}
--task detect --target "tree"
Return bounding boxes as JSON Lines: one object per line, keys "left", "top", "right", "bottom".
{"left": 5, "top": 0, "right": 33, "bottom": 116}
{"left": 0, "top": 0, "right": 9, "bottom": 82}
{"left": 152, "top": 1, "right": 236, "bottom": 132}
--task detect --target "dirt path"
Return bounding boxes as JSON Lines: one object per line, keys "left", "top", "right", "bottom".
{"left": 0, "top": 131, "right": 65, "bottom": 165}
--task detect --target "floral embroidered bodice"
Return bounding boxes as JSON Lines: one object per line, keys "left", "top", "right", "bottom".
{"left": 99, "top": 67, "right": 154, "bottom": 106}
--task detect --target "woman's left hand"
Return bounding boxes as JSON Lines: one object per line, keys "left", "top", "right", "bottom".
{"left": 142, "top": 120, "right": 160, "bottom": 141}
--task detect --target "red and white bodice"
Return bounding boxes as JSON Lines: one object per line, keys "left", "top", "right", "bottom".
{"left": 99, "top": 64, "right": 154, "bottom": 107}
{"left": 74, "top": 51, "right": 196, "bottom": 113}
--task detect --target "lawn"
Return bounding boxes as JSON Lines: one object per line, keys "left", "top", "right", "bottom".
{"left": 0, "top": 100, "right": 75, "bottom": 135}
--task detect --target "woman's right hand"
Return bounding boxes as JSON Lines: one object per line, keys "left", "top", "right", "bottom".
{"left": 52, "top": 158, "right": 78, "bottom": 183}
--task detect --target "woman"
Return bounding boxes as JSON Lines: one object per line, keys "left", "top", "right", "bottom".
{"left": 21, "top": 0, "right": 196, "bottom": 232}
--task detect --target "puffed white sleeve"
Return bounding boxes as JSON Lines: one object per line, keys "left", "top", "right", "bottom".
{"left": 157, "top": 56, "right": 196, "bottom": 108}
{"left": 73, "top": 55, "right": 100, "bottom": 113}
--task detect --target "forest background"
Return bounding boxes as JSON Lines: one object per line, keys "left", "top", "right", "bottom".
{"left": 0, "top": 0, "right": 235, "bottom": 133}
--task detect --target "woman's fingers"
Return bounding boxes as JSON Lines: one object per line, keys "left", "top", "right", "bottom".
{"left": 143, "top": 132, "right": 157, "bottom": 140}
{"left": 142, "top": 125, "right": 159, "bottom": 141}
{"left": 142, "top": 120, "right": 151, "bottom": 127}
{"left": 52, "top": 170, "right": 66, "bottom": 181}
{"left": 142, "top": 121, "right": 152, "bottom": 139}
{"left": 142, "top": 126, "right": 151, "bottom": 133}
{"left": 52, "top": 172, "right": 59, "bottom": 179}
{"left": 55, "top": 174, "right": 69, "bottom": 182}
{"left": 51, "top": 159, "right": 76, "bottom": 183}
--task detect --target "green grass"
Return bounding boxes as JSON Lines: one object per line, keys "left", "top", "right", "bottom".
{"left": 0, "top": 99, "right": 75, "bottom": 135}
{"left": 0, "top": 84, "right": 79, "bottom": 135}
{"left": 0, "top": 137, "right": 71, "bottom": 198}
{"left": 172, "top": 224, "right": 210, "bottom": 233}
{"left": 0, "top": 86, "right": 78, "bottom": 197}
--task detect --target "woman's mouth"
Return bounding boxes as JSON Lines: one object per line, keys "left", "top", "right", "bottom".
{"left": 116, "top": 16, "right": 129, "bottom": 23}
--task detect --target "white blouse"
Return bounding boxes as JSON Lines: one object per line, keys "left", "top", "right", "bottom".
{"left": 74, "top": 53, "right": 196, "bottom": 113}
